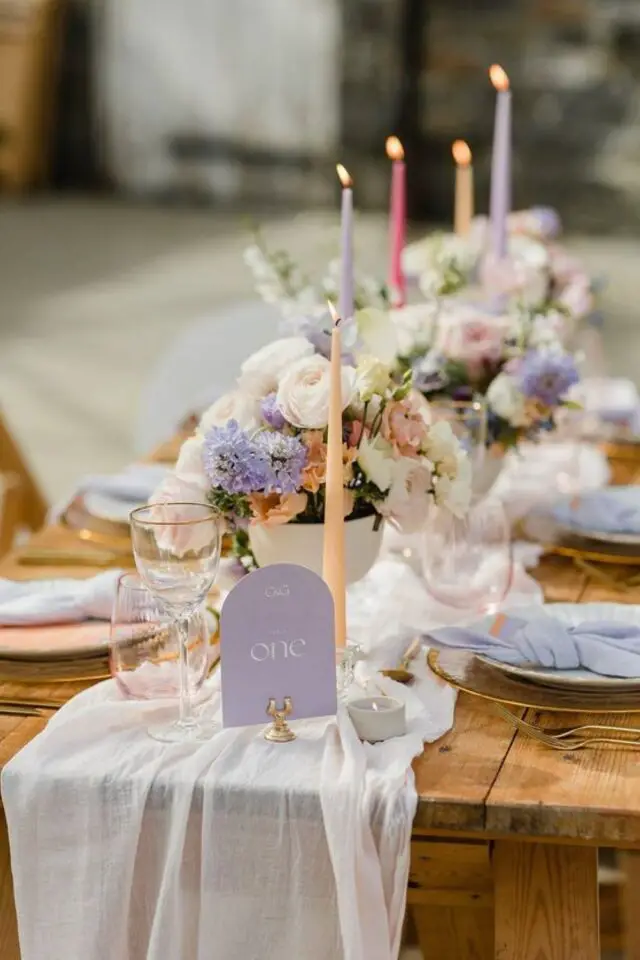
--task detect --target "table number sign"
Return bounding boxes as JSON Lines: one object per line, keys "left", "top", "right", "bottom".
{"left": 220, "top": 563, "right": 337, "bottom": 728}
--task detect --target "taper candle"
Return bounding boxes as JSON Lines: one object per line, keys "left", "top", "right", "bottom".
{"left": 452, "top": 140, "right": 473, "bottom": 238}
{"left": 323, "top": 301, "right": 346, "bottom": 650}
{"left": 489, "top": 64, "right": 511, "bottom": 260}
{"left": 336, "top": 164, "right": 354, "bottom": 322}
{"left": 386, "top": 136, "right": 406, "bottom": 306}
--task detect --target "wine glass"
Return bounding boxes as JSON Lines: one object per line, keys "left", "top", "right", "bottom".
{"left": 109, "top": 572, "right": 211, "bottom": 700}
{"left": 421, "top": 496, "right": 513, "bottom": 618}
{"left": 130, "top": 502, "right": 221, "bottom": 742}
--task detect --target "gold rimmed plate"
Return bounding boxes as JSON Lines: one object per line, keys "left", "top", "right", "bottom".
{"left": 521, "top": 509, "right": 640, "bottom": 565}
{"left": 427, "top": 648, "right": 640, "bottom": 713}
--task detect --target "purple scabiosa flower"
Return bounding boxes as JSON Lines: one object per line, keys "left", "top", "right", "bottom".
{"left": 281, "top": 308, "right": 358, "bottom": 363}
{"left": 260, "top": 392, "right": 286, "bottom": 430}
{"left": 202, "top": 420, "right": 269, "bottom": 494}
{"left": 514, "top": 350, "right": 580, "bottom": 407}
{"left": 254, "top": 430, "right": 308, "bottom": 494}
{"left": 411, "top": 351, "right": 449, "bottom": 395}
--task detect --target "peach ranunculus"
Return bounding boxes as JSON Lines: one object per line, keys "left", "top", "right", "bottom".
{"left": 300, "top": 430, "right": 327, "bottom": 493}
{"left": 381, "top": 395, "right": 430, "bottom": 459}
{"left": 248, "top": 491, "right": 308, "bottom": 526}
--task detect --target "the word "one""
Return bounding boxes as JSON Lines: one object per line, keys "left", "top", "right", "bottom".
{"left": 250, "top": 638, "right": 306, "bottom": 662}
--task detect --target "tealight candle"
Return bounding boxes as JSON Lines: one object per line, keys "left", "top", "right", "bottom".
{"left": 347, "top": 696, "right": 406, "bottom": 743}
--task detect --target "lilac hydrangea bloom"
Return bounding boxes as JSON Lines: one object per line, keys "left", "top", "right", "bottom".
{"left": 281, "top": 307, "right": 359, "bottom": 363}
{"left": 261, "top": 392, "right": 286, "bottom": 430}
{"left": 254, "top": 430, "right": 308, "bottom": 494}
{"left": 202, "top": 420, "right": 269, "bottom": 494}
{"left": 514, "top": 351, "right": 580, "bottom": 407}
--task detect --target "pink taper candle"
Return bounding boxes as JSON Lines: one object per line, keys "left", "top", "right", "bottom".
{"left": 336, "top": 164, "right": 354, "bottom": 322}
{"left": 386, "top": 136, "right": 406, "bottom": 306}
{"left": 489, "top": 65, "right": 511, "bottom": 260}
{"left": 452, "top": 140, "right": 474, "bottom": 238}
{"left": 323, "top": 301, "right": 346, "bottom": 650}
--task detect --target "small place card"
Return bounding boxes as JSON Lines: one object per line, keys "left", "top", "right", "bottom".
{"left": 220, "top": 562, "right": 337, "bottom": 728}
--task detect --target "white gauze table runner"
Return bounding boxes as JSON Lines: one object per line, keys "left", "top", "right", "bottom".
{"left": 1, "top": 663, "right": 454, "bottom": 960}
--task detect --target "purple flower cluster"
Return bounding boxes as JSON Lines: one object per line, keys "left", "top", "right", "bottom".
{"left": 260, "top": 392, "right": 286, "bottom": 430}
{"left": 514, "top": 350, "right": 580, "bottom": 407}
{"left": 202, "top": 420, "right": 307, "bottom": 495}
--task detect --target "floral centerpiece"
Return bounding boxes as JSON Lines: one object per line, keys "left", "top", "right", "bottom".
{"left": 155, "top": 336, "right": 471, "bottom": 574}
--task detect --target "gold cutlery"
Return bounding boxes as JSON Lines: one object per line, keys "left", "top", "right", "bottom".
{"left": 494, "top": 703, "right": 640, "bottom": 751}
{"left": 0, "top": 704, "right": 52, "bottom": 717}
{"left": 0, "top": 697, "right": 63, "bottom": 711}
{"left": 381, "top": 637, "right": 422, "bottom": 684}
{"left": 16, "top": 547, "right": 129, "bottom": 567}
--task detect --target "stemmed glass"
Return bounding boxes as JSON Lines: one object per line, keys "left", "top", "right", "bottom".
{"left": 429, "top": 399, "right": 493, "bottom": 498}
{"left": 130, "top": 502, "right": 221, "bottom": 742}
{"left": 421, "top": 496, "right": 513, "bottom": 618}
{"left": 109, "top": 572, "right": 211, "bottom": 701}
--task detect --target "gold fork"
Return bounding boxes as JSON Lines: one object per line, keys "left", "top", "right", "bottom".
{"left": 494, "top": 704, "right": 640, "bottom": 751}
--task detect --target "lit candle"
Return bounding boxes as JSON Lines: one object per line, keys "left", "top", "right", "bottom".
{"left": 489, "top": 64, "right": 511, "bottom": 260}
{"left": 323, "top": 301, "right": 346, "bottom": 650}
{"left": 452, "top": 140, "right": 474, "bottom": 238}
{"left": 336, "top": 164, "right": 354, "bottom": 322}
{"left": 347, "top": 696, "right": 406, "bottom": 742}
{"left": 386, "top": 136, "right": 406, "bottom": 306}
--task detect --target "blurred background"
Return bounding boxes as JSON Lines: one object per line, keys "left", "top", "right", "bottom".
{"left": 1, "top": 0, "right": 639, "bottom": 500}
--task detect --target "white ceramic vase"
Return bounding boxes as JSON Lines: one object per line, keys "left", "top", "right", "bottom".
{"left": 248, "top": 514, "right": 383, "bottom": 584}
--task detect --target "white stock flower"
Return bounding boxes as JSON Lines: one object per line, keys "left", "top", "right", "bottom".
{"left": 424, "top": 420, "right": 462, "bottom": 478}
{"left": 356, "top": 355, "right": 391, "bottom": 401}
{"left": 276, "top": 355, "right": 356, "bottom": 429}
{"left": 238, "top": 337, "right": 315, "bottom": 398}
{"left": 434, "top": 454, "right": 472, "bottom": 518}
{"left": 357, "top": 435, "right": 395, "bottom": 492}
{"left": 199, "top": 391, "right": 261, "bottom": 435}
{"left": 487, "top": 372, "right": 529, "bottom": 427}
{"left": 390, "top": 302, "right": 437, "bottom": 358}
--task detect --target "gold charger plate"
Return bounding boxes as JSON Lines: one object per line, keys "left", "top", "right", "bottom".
{"left": 62, "top": 493, "right": 133, "bottom": 543}
{"left": 521, "top": 510, "right": 640, "bottom": 566}
{"left": 427, "top": 648, "right": 640, "bottom": 713}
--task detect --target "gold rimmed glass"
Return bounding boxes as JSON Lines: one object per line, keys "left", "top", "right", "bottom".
{"left": 130, "top": 502, "right": 221, "bottom": 743}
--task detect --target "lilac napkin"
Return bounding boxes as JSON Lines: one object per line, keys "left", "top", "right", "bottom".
{"left": 430, "top": 613, "right": 640, "bottom": 678}
{"left": 551, "top": 486, "right": 640, "bottom": 536}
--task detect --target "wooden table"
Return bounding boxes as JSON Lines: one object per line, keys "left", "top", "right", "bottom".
{"left": 0, "top": 444, "right": 639, "bottom": 960}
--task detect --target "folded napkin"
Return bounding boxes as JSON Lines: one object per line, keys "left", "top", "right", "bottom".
{"left": 551, "top": 486, "right": 640, "bottom": 536}
{"left": 0, "top": 571, "right": 122, "bottom": 626}
{"left": 431, "top": 613, "right": 640, "bottom": 678}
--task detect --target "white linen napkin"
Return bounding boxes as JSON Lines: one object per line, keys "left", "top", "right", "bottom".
{"left": 0, "top": 571, "right": 122, "bottom": 625}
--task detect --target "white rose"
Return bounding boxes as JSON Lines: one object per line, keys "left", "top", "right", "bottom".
{"left": 357, "top": 435, "right": 395, "bottom": 492}
{"left": 174, "top": 434, "right": 208, "bottom": 493}
{"left": 355, "top": 355, "right": 391, "bottom": 401}
{"left": 487, "top": 372, "right": 529, "bottom": 427}
{"left": 355, "top": 307, "right": 398, "bottom": 364}
{"left": 198, "top": 390, "right": 261, "bottom": 435}
{"left": 424, "top": 420, "right": 462, "bottom": 478}
{"left": 390, "top": 303, "right": 436, "bottom": 358}
{"left": 276, "top": 355, "right": 356, "bottom": 429}
{"left": 434, "top": 454, "right": 472, "bottom": 518}
{"left": 381, "top": 458, "right": 434, "bottom": 532}
{"left": 238, "top": 337, "right": 315, "bottom": 398}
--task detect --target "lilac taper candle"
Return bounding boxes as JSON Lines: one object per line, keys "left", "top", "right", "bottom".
{"left": 489, "top": 64, "right": 511, "bottom": 260}
{"left": 336, "top": 164, "right": 354, "bottom": 322}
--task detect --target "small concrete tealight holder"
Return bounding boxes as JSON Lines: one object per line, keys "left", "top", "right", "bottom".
{"left": 347, "top": 696, "right": 406, "bottom": 743}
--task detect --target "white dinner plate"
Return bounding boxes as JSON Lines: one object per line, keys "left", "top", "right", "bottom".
{"left": 83, "top": 491, "right": 144, "bottom": 525}
{"left": 475, "top": 602, "right": 640, "bottom": 692}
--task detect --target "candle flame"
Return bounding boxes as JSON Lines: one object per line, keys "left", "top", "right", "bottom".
{"left": 327, "top": 300, "right": 341, "bottom": 328}
{"left": 489, "top": 64, "right": 509, "bottom": 92}
{"left": 452, "top": 139, "right": 472, "bottom": 167}
{"left": 372, "top": 702, "right": 380, "bottom": 712}
{"left": 336, "top": 163, "right": 352, "bottom": 188}
{"left": 385, "top": 136, "right": 404, "bottom": 161}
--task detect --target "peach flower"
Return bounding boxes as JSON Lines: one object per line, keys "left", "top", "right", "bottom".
{"left": 381, "top": 396, "right": 430, "bottom": 459}
{"left": 248, "top": 491, "right": 307, "bottom": 526}
{"left": 301, "top": 430, "right": 327, "bottom": 493}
